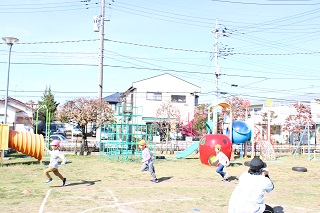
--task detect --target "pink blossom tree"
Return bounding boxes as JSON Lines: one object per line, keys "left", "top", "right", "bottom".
{"left": 153, "top": 101, "right": 182, "bottom": 154}
{"left": 282, "top": 102, "right": 312, "bottom": 144}
{"left": 191, "top": 103, "right": 209, "bottom": 135}
{"left": 57, "top": 97, "right": 114, "bottom": 155}
{"left": 220, "top": 97, "right": 248, "bottom": 122}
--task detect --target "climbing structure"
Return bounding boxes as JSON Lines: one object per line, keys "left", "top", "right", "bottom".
{"left": 99, "top": 105, "right": 157, "bottom": 162}
{"left": 253, "top": 124, "right": 276, "bottom": 160}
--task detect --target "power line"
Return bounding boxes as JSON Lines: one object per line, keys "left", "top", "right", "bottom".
{"left": 2, "top": 38, "right": 320, "bottom": 56}
{"left": 211, "top": 0, "right": 320, "bottom": 6}
{"left": 2, "top": 61, "right": 319, "bottom": 81}
{"left": 17, "top": 39, "right": 99, "bottom": 45}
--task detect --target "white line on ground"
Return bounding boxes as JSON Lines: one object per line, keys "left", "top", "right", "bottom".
{"left": 107, "top": 189, "right": 129, "bottom": 213}
{"left": 80, "top": 197, "right": 224, "bottom": 212}
{"left": 39, "top": 189, "right": 51, "bottom": 213}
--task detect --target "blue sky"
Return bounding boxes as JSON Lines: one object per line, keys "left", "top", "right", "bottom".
{"left": 1, "top": 0, "right": 320, "bottom": 106}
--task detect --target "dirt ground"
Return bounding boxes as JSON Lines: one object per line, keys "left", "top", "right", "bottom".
{"left": 1, "top": 153, "right": 320, "bottom": 213}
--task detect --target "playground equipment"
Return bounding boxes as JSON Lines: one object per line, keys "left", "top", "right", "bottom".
{"left": 99, "top": 105, "right": 157, "bottom": 163}
{"left": 0, "top": 124, "right": 44, "bottom": 161}
{"left": 232, "top": 120, "right": 251, "bottom": 144}
{"left": 176, "top": 142, "right": 199, "bottom": 159}
{"left": 292, "top": 125, "right": 316, "bottom": 161}
{"left": 199, "top": 134, "right": 232, "bottom": 166}
{"left": 177, "top": 102, "right": 253, "bottom": 165}
{"left": 198, "top": 102, "right": 233, "bottom": 166}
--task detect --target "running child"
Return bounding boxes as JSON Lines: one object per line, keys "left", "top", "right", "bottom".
{"left": 44, "top": 140, "right": 67, "bottom": 186}
{"left": 212, "top": 144, "right": 230, "bottom": 182}
{"left": 138, "top": 140, "right": 158, "bottom": 183}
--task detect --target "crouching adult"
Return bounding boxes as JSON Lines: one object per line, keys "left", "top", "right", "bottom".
{"left": 228, "top": 156, "right": 274, "bottom": 213}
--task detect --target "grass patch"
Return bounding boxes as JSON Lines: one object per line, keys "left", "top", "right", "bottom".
{"left": 0, "top": 153, "right": 319, "bottom": 212}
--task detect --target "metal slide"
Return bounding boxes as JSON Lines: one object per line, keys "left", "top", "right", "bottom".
{"left": 176, "top": 142, "right": 199, "bottom": 159}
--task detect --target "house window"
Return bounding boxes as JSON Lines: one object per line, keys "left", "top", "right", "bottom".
{"left": 249, "top": 108, "right": 262, "bottom": 112}
{"left": 254, "top": 108, "right": 262, "bottom": 112}
{"left": 146, "top": 92, "right": 162, "bottom": 101}
{"left": 171, "top": 95, "right": 186, "bottom": 103}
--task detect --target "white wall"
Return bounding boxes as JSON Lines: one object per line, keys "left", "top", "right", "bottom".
{"left": 130, "top": 74, "right": 200, "bottom": 124}
{"left": 0, "top": 105, "right": 16, "bottom": 124}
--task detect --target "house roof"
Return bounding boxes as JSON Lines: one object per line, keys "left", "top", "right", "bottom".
{"left": 120, "top": 73, "right": 201, "bottom": 97}
{"left": 0, "top": 97, "right": 33, "bottom": 118}
{"left": 103, "top": 92, "right": 122, "bottom": 103}
{"left": 133, "top": 73, "right": 200, "bottom": 89}
{"left": 0, "top": 96, "right": 33, "bottom": 109}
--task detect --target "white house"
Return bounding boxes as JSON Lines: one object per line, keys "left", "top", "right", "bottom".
{"left": 119, "top": 73, "right": 201, "bottom": 125}
{"left": 0, "top": 97, "right": 34, "bottom": 131}
{"left": 249, "top": 96, "right": 320, "bottom": 144}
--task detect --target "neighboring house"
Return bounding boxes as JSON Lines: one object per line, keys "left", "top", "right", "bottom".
{"left": 248, "top": 94, "right": 320, "bottom": 144}
{"left": 120, "top": 73, "right": 201, "bottom": 125}
{"left": 103, "top": 92, "right": 122, "bottom": 112}
{"left": 102, "top": 91, "right": 123, "bottom": 125}
{"left": 0, "top": 97, "right": 34, "bottom": 129}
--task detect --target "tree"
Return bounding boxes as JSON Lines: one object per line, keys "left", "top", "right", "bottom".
{"left": 220, "top": 96, "right": 247, "bottom": 122}
{"left": 56, "top": 97, "right": 114, "bottom": 155}
{"left": 153, "top": 101, "right": 182, "bottom": 154}
{"left": 192, "top": 103, "right": 209, "bottom": 135}
{"left": 261, "top": 110, "right": 278, "bottom": 141}
{"left": 282, "top": 102, "right": 312, "bottom": 144}
{"left": 37, "top": 86, "right": 58, "bottom": 121}
{"left": 261, "top": 111, "right": 278, "bottom": 124}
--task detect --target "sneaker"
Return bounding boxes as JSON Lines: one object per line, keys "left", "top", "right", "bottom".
{"left": 224, "top": 172, "right": 228, "bottom": 180}
{"left": 222, "top": 179, "right": 228, "bottom": 182}
{"left": 62, "top": 178, "right": 67, "bottom": 186}
{"left": 152, "top": 179, "right": 159, "bottom": 183}
{"left": 45, "top": 179, "right": 53, "bottom": 184}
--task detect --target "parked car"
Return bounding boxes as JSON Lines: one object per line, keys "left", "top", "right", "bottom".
{"left": 52, "top": 128, "right": 66, "bottom": 136}
{"left": 41, "top": 126, "right": 56, "bottom": 136}
{"left": 52, "top": 124, "right": 67, "bottom": 136}
{"left": 101, "top": 127, "right": 115, "bottom": 140}
{"left": 4, "top": 148, "right": 16, "bottom": 155}
{"left": 45, "top": 134, "right": 69, "bottom": 143}
{"left": 72, "top": 128, "right": 82, "bottom": 136}
{"left": 91, "top": 127, "right": 96, "bottom": 137}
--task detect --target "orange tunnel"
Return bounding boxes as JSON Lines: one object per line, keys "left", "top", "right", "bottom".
{"left": 0, "top": 125, "right": 44, "bottom": 161}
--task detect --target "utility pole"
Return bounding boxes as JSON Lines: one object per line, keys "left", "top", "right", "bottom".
{"left": 214, "top": 18, "right": 220, "bottom": 107}
{"left": 211, "top": 18, "right": 220, "bottom": 134}
{"left": 98, "top": 0, "right": 105, "bottom": 100}
{"left": 211, "top": 19, "right": 232, "bottom": 134}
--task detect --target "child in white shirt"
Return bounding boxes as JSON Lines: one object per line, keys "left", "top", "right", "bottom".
{"left": 44, "top": 140, "right": 67, "bottom": 186}
{"left": 212, "top": 144, "right": 230, "bottom": 182}
{"left": 139, "top": 140, "right": 158, "bottom": 183}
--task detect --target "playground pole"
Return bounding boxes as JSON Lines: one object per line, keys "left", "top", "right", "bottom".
{"left": 307, "top": 123, "right": 310, "bottom": 160}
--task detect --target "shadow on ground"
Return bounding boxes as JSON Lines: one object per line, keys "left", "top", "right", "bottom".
{"left": 42, "top": 161, "right": 73, "bottom": 166}
{"left": 158, "top": 176, "right": 173, "bottom": 182}
{"left": 227, "top": 176, "right": 239, "bottom": 182}
{"left": 52, "top": 179, "right": 101, "bottom": 187}
{"left": 273, "top": 206, "right": 284, "bottom": 213}
{"left": 230, "top": 162, "right": 243, "bottom": 167}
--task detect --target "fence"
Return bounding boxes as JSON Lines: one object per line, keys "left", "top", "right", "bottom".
{"left": 155, "top": 140, "right": 320, "bottom": 156}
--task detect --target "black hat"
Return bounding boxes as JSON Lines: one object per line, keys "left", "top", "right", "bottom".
{"left": 250, "top": 157, "right": 267, "bottom": 170}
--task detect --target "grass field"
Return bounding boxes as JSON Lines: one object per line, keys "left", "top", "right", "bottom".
{"left": 0, "top": 152, "right": 320, "bottom": 213}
